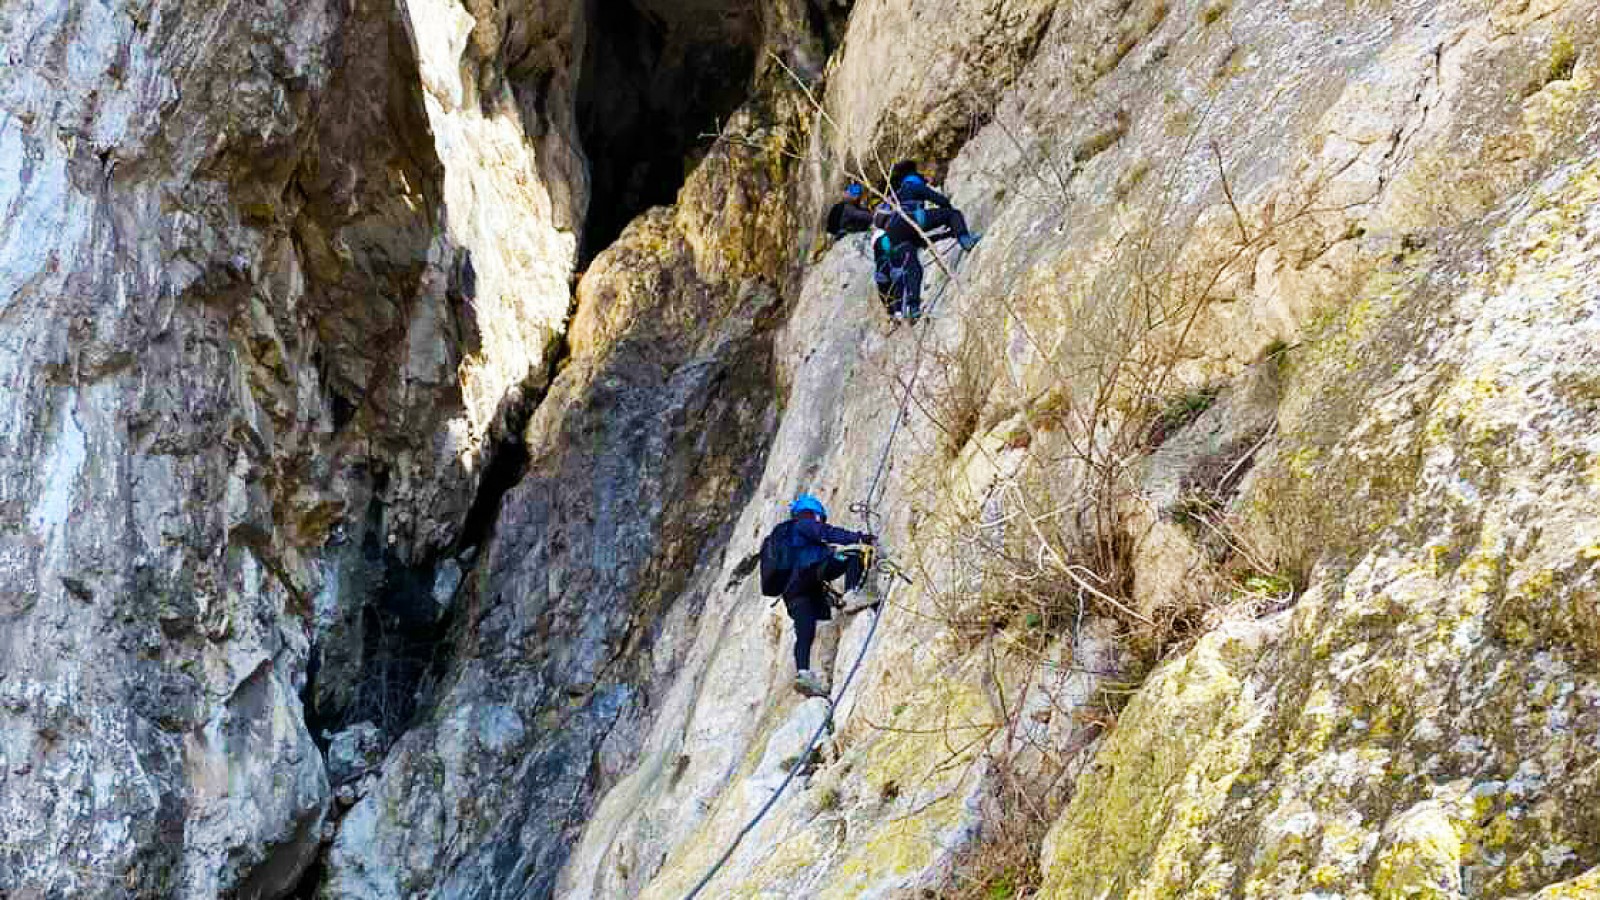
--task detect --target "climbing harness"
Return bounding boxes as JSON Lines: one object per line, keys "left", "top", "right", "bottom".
{"left": 680, "top": 244, "right": 965, "bottom": 900}
{"left": 874, "top": 234, "right": 919, "bottom": 315}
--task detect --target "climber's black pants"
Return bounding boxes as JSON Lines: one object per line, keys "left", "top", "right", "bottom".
{"left": 883, "top": 210, "right": 968, "bottom": 314}
{"left": 886, "top": 207, "right": 971, "bottom": 246}
{"left": 899, "top": 251, "right": 925, "bottom": 313}
{"left": 782, "top": 553, "right": 867, "bottom": 671}
{"left": 917, "top": 207, "right": 971, "bottom": 242}
{"left": 783, "top": 591, "right": 828, "bottom": 671}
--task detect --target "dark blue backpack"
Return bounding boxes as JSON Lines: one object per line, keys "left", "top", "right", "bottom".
{"left": 759, "top": 521, "right": 797, "bottom": 596}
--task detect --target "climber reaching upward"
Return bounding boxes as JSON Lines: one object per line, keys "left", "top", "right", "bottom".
{"left": 759, "top": 493, "right": 875, "bottom": 698}
{"left": 872, "top": 160, "right": 980, "bottom": 322}
{"left": 880, "top": 160, "right": 980, "bottom": 252}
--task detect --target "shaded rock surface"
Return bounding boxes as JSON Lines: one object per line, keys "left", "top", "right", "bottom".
{"left": 4, "top": 0, "right": 1600, "bottom": 897}
{"left": 0, "top": 0, "right": 581, "bottom": 893}
{"left": 317, "top": 7, "right": 828, "bottom": 895}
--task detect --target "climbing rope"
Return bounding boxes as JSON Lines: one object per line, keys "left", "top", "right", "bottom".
{"left": 680, "top": 243, "right": 965, "bottom": 900}
{"left": 681, "top": 597, "right": 885, "bottom": 900}
{"left": 858, "top": 240, "right": 965, "bottom": 520}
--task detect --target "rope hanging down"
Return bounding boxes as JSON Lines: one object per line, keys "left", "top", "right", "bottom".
{"left": 680, "top": 246, "right": 964, "bottom": 900}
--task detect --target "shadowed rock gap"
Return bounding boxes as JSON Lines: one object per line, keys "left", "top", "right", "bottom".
{"left": 293, "top": 319, "right": 574, "bottom": 897}
{"left": 302, "top": 323, "right": 571, "bottom": 742}
{"left": 456, "top": 328, "right": 572, "bottom": 553}
{"left": 301, "top": 489, "right": 448, "bottom": 743}
{"left": 574, "top": 0, "right": 761, "bottom": 264}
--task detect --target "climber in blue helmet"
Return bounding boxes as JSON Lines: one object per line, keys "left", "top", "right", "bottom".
{"left": 872, "top": 160, "right": 981, "bottom": 322}
{"left": 765, "top": 493, "right": 875, "bottom": 698}
{"left": 824, "top": 181, "right": 874, "bottom": 239}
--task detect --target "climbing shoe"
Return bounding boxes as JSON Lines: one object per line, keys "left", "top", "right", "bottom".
{"left": 840, "top": 592, "right": 882, "bottom": 615}
{"left": 794, "top": 670, "right": 829, "bottom": 698}
{"left": 958, "top": 233, "right": 981, "bottom": 252}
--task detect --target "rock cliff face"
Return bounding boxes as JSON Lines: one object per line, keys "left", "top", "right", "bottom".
{"left": 3, "top": 0, "right": 1599, "bottom": 897}
{"left": 1, "top": 0, "right": 574, "bottom": 893}
{"left": 319, "top": 55, "right": 818, "bottom": 900}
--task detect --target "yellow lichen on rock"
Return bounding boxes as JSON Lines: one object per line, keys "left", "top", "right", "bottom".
{"left": 822, "top": 794, "right": 966, "bottom": 897}
{"left": 1526, "top": 867, "right": 1600, "bottom": 899}
{"left": 1033, "top": 133, "right": 1600, "bottom": 899}
{"left": 1035, "top": 620, "right": 1278, "bottom": 899}
{"left": 1372, "top": 802, "right": 1465, "bottom": 899}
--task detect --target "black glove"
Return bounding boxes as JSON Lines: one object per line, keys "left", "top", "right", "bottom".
{"left": 861, "top": 533, "right": 877, "bottom": 545}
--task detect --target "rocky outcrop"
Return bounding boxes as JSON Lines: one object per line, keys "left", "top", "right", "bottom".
{"left": 825, "top": 0, "right": 1055, "bottom": 161}
{"left": 0, "top": 0, "right": 579, "bottom": 892}
{"left": 5, "top": 0, "right": 1599, "bottom": 895}
{"left": 1040, "top": 149, "right": 1600, "bottom": 897}
{"left": 317, "top": 17, "right": 824, "bottom": 895}
{"left": 560, "top": 0, "right": 1600, "bottom": 897}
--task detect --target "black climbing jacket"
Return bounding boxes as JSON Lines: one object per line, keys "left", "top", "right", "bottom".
{"left": 759, "top": 518, "right": 871, "bottom": 597}
{"left": 881, "top": 181, "right": 955, "bottom": 247}
{"left": 825, "top": 201, "right": 873, "bottom": 238}
{"left": 895, "top": 179, "right": 954, "bottom": 212}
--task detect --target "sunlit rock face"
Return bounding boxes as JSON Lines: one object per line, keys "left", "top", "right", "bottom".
{"left": 560, "top": 0, "right": 1600, "bottom": 897}
{"left": 5, "top": 0, "right": 1600, "bottom": 895}
{"left": 0, "top": 0, "right": 576, "bottom": 893}
{"left": 1039, "top": 150, "right": 1600, "bottom": 898}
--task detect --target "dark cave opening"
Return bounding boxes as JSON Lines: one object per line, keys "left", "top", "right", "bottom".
{"left": 301, "top": 492, "right": 458, "bottom": 753}
{"left": 293, "top": 386, "right": 551, "bottom": 896}
{"left": 300, "top": 326, "right": 569, "bottom": 756}
{"left": 575, "top": 0, "right": 761, "bottom": 265}
{"left": 294, "top": 496, "right": 459, "bottom": 897}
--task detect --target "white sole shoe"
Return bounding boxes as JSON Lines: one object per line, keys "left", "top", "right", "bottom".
{"left": 794, "top": 671, "right": 829, "bottom": 698}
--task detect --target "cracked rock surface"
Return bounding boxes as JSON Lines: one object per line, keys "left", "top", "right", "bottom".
{"left": 1, "top": 0, "right": 578, "bottom": 893}
{"left": 4, "top": 0, "right": 1600, "bottom": 897}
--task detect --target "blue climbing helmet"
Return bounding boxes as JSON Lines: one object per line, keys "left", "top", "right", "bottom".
{"left": 845, "top": 182, "right": 864, "bottom": 199}
{"left": 790, "top": 493, "right": 828, "bottom": 521}
{"left": 889, "top": 160, "right": 919, "bottom": 189}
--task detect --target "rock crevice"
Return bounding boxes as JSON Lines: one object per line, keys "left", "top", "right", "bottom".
{"left": 5, "top": 0, "right": 1600, "bottom": 898}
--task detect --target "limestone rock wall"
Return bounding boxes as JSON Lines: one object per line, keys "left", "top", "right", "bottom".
{"left": 1040, "top": 148, "right": 1600, "bottom": 898}
{"left": 562, "top": 0, "right": 1600, "bottom": 898}
{"left": 6, "top": 0, "right": 1600, "bottom": 895}
{"left": 318, "top": 13, "right": 826, "bottom": 895}
{"left": 0, "top": 0, "right": 580, "bottom": 893}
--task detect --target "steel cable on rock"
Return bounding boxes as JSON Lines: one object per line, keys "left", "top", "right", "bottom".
{"left": 681, "top": 244, "right": 965, "bottom": 900}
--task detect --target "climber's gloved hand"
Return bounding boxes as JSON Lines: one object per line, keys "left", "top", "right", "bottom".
{"left": 861, "top": 533, "right": 877, "bottom": 545}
